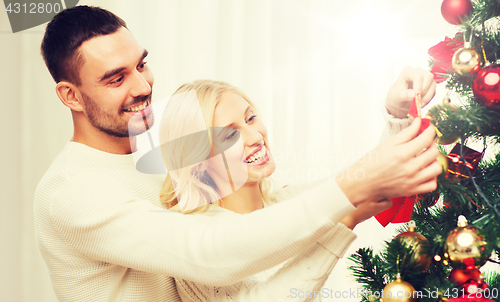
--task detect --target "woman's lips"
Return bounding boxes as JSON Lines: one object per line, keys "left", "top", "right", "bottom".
{"left": 245, "top": 146, "right": 269, "bottom": 166}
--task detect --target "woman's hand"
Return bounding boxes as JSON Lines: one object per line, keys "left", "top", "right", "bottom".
{"left": 385, "top": 66, "right": 436, "bottom": 118}
{"left": 340, "top": 198, "right": 393, "bottom": 230}
{"left": 337, "top": 118, "right": 442, "bottom": 207}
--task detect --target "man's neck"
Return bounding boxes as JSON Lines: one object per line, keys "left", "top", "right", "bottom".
{"left": 73, "top": 127, "right": 136, "bottom": 155}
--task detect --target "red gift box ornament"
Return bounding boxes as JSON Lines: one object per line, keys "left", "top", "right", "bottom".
{"left": 446, "top": 143, "right": 484, "bottom": 179}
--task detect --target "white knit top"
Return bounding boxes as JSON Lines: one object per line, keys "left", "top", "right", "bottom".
{"left": 34, "top": 142, "right": 356, "bottom": 302}
{"left": 173, "top": 182, "right": 357, "bottom": 302}
{"left": 175, "top": 223, "right": 355, "bottom": 302}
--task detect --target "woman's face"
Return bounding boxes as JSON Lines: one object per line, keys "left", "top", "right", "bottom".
{"left": 208, "top": 91, "right": 276, "bottom": 193}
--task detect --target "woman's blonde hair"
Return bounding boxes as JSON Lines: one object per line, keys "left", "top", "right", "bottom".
{"left": 159, "top": 80, "right": 274, "bottom": 213}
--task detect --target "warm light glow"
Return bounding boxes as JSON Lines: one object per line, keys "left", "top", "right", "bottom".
{"left": 457, "top": 233, "right": 474, "bottom": 247}
{"left": 459, "top": 51, "right": 472, "bottom": 62}
{"left": 434, "top": 255, "right": 442, "bottom": 261}
{"left": 319, "top": 2, "right": 405, "bottom": 69}
{"left": 467, "top": 284, "right": 478, "bottom": 294}
{"left": 485, "top": 72, "right": 500, "bottom": 86}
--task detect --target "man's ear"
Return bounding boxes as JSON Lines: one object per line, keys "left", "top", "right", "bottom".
{"left": 55, "top": 81, "right": 84, "bottom": 112}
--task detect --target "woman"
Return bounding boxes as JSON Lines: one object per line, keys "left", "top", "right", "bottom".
{"left": 158, "top": 80, "right": 390, "bottom": 301}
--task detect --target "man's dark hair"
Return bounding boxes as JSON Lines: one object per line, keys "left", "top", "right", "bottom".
{"left": 41, "top": 5, "right": 127, "bottom": 85}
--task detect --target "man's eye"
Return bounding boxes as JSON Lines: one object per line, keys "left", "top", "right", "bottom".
{"left": 138, "top": 61, "right": 147, "bottom": 70}
{"left": 110, "top": 76, "right": 124, "bottom": 84}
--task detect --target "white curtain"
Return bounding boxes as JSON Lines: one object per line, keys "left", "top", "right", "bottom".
{"left": 0, "top": 1, "right": 455, "bottom": 301}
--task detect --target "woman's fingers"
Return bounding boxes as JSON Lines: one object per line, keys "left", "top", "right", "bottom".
{"left": 409, "top": 162, "right": 442, "bottom": 193}
{"left": 343, "top": 121, "right": 441, "bottom": 204}
{"left": 409, "top": 144, "right": 440, "bottom": 171}
{"left": 404, "top": 68, "right": 424, "bottom": 95}
{"left": 412, "top": 176, "right": 439, "bottom": 196}
{"left": 400, "top": 124, "right": 436, "bottom": 157}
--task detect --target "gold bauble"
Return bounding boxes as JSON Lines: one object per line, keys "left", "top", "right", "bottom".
{"left": 437, "top": 152, "right": 449, "bottom": 175}
{"left": 425, "top": 99, "right": 460, "bottom": 145}
{"left": 380, "top": 277, "right": 417, "bottom": 302}
{"left": 444, "top": 215, "right": 491, "bottom": 269}
{"left": 452, "top": 47, "right": 481, "bottom": 75}
{"left": 394, "top": 221, "right": 431, "bottom": 271}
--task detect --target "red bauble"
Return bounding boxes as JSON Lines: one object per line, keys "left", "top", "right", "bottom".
{"left": 473, "top": 64, "right": 500, "bottom": 110}
{"left": 441, "top": 0, "right": 474, "bottom": 25}
{"left": 416, "top": 191, "right": 440, "bottom": 208}
{"left": 463, "top": 278, "right": 488, "bottom": 295}
{"left": 449, "top": 268, "right": 481, "bottom": 286}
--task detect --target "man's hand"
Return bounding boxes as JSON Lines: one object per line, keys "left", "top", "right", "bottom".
{"left": 385, "top": 66, "right": 436, "bottom": 118}
{"left": 340, "top": 198, "right": 392, "bottom": 230}
{"left": 337, "top": 118, "right": 442, "bottom": 207}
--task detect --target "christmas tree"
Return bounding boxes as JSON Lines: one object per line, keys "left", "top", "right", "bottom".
{"left": 348, "top": 1, "right": 500, "bottom": 301}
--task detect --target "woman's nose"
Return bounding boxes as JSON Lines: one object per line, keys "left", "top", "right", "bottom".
{"left": 243, "top": 126, "right": 263, "bottom": 147}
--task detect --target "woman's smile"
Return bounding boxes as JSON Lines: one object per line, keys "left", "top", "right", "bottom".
{"left": 244, "top": 145, "right": 270, "bottom": 166}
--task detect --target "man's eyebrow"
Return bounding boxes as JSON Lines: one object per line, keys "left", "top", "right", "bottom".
{"left": 99, "top": 67, "right": 126, "bottom": 82}
{"left": 98, "top": 49, "right": 149, "bottom": 82}
{"left": 139, "top": 49, "right": 149, "bottom": 63}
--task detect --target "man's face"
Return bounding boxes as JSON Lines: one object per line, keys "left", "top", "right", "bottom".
{"left": 77, "top": 27, "right": 154, "bottom": 137}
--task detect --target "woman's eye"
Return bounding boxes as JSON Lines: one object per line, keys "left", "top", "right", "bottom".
{"left": 247, "top": 114, "right": 257, "bottom": 123}
{"left": 225, "top": 131, "right": 237, "bottom": 141}
{"left": 138, "top": 61, "right": 147, "bottom": 70}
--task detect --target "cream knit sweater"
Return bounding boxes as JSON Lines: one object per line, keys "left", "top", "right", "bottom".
{"left": 34, "top": 107, "right": 409, "bottom": 302}
{"left": 34, "top": 143, "right": 356, "bottom": 302}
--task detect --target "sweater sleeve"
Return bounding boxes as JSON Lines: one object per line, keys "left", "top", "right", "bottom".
{"left": 227, "top": 223, "right": 356, "bottom": 302}
{"left": 174, "top": 223, "right": 355, "bottom": 302}
{"left": 51, "top": 173, "right": 355, "bottom": 287}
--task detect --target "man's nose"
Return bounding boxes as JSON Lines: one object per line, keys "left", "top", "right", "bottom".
{"left": 130, "top": 70, "right": 152, "bottom": 97}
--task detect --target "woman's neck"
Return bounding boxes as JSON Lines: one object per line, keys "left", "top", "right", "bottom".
{"left": 220, "top": 182, "right": 264, "bottom": 214}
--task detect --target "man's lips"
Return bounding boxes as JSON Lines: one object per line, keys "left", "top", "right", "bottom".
{"left": 123, "top": 99, "right": 150, "bottom": 113}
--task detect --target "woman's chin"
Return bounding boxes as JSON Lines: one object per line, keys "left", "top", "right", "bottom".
{"left": 248, "top": 161, "right": 276, "bottom": 182}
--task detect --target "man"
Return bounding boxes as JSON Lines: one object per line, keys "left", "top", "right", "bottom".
{"left": 35, "top": 5, "right": 441, "bottom": 301}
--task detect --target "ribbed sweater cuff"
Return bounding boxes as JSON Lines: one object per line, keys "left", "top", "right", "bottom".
{"left": 381, "top": 105, "right": 412, "bottom": 137}
{"left": 318, "top": 223, "right": 357, "bottom": 258}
